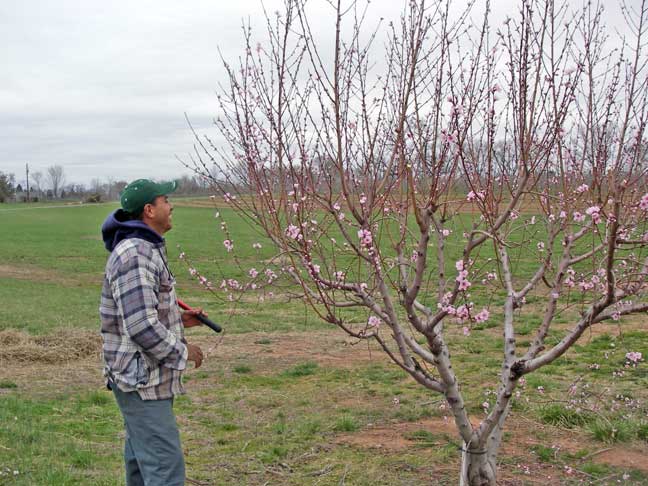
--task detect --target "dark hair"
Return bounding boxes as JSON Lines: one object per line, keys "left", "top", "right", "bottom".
{"left": 124, "top": 196, "right": 161, "bottom": 221}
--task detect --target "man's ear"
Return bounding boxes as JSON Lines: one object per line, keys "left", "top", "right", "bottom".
{"left": 142, "top": 203, "right": 154, "bottom": 219}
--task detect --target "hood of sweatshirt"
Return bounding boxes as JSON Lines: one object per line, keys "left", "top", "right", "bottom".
{"left": 101, "top": 209, "right": 164, "bottom": 252}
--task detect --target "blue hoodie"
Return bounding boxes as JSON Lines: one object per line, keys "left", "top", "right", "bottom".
{"left": 101, "top": 209, "right": 164, "bottom": 252}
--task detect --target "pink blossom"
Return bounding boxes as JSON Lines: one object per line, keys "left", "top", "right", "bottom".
{"left": 578, "top": 281, "right": 594, "bottom": 291}
{"left": 573, "top": 212, "right": 585, "bottom": 223}
{"left": 474, "top": 309, "right": 490, "bottom": 323}
{"left": 639, "top": 193, "right": 648, "bottom": 211}
{"left": 537, "top": 386, "right": 545, "bottom": 394}
{"left": 333, "top": 202, "right": 341, "bottom": 211}
{"left": 458, "top": 278, "right": 472, "bottom": 291}
{"left": 223, "top": 239, "right": 234, "bottom": 252}
{"left": 537, "top": 242, "right": 545, "bottom": 251}
{"left": 456, "top": 305, "right": 470, "bottom": 320}
{"left": 223, "top": 192, "right": 237, "bottom": 202}
{"left": 441, "top": 229, "right": 451, "bottom": 237}
{"left": 466, "top": 191, "right": 476, "bottom": 201}
{"left": 359, "top": 194, "right": 367, "bottom": 205}
{"left": 368, "top": 316, "right": 381, "bottom": 328}
{"left": 443, "top": 305, "right": 457, "bottom": 316}
{"left": 252, "top": 242, "right": 262, "bottom": 249}
{"left": 585, "top": 205, "right": 601, "bottom": 224}
{"left": 510, "top": 210, "right": 519, "bottom": 220}
{"left": 358, "top": 228, "right": 373, "bottom": 248}
{"left": 462, "top": 326, "right": 471, "bottom": 336}
{"left": 248, "top": 268, "right": 259, "bottom": 278}
{"left": 626, "top": 351, "right": 643, "bottom": 363}
{"left": 450, "top": 104, "right": 464, "bottom": 117}
{"left": 482, "top": 401, "right": 490, "bottom": 410}
{"left": 576, "top": 184, "right": 589, "bottom": 193}
{"left": 265, "top": 269, "right": 277, "bottom": 283}
{"left": 440, "top": 129, "right": 457, "bottom": 145}
{"left": 455, "top": 260, "right": 464, "bottom": 271}
{"left": 286, "top": 224, "right": 301, "bottom": 240}
{"left": 559, "top": 210, "right": 567, "bottom": 219}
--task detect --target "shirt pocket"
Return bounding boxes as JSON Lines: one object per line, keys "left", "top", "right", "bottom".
{"left": 119, "top": 351, "right": 149, "bottom": 387}
{"left": 157, "top": 281, "right": 174, "bottom": 318}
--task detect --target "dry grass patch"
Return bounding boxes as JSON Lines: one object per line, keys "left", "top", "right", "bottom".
{"left": 0, "top": 328, "right": 101, "bottom": 364}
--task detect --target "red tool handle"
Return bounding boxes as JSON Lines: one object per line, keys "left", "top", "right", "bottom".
{"left": 177, "top": 299, "right": 222, "bottom": 333}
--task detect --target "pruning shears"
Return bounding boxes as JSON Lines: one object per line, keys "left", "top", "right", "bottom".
{"left": 177, "top": 299, "right": 222, "bottom": 333}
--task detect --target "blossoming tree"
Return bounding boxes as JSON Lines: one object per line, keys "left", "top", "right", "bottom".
{"left": 186, "top": 0, "right": 648, "bottom": 483}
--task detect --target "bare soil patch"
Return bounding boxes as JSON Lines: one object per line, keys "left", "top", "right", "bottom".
{"left": 198, "top": 330, "right": 391, "bottom": 370}
{"left": 334, "top": 412, "right": 648, "bottom": 479}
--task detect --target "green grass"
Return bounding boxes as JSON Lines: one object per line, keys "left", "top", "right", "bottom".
{"left": 1, "top": 200, "right": 647, "bottom": 485}
{"left": 282, "top": 361, "right": 319, "bottom": 377}
{"left": 538, "top": 403, "right": 593, "bottom": 428}
{"left": 588, "top": 418, "right": 634, "bottom": 443}
{"left": 0, "top": 393, "right": 122, "bottom": 486}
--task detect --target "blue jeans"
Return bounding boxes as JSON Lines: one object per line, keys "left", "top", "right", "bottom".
{"left": 112, "top": 386, "right": 185, "bottom": 486}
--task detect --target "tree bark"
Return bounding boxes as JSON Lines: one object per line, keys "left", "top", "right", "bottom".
{"left": 459, "top": 442, "right": 497, "bottom": 486}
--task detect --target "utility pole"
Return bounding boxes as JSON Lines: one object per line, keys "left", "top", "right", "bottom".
{"left": 25, "top": 163, "right": 30, "bottom": 202}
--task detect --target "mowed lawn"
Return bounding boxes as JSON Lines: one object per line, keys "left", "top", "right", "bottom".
{"left": 0, "top": 200, "right": 647, "bottom": 485}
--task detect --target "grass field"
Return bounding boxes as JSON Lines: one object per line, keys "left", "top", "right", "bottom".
{"left": 0, "top": 200, "right": 647, "bottom": 485}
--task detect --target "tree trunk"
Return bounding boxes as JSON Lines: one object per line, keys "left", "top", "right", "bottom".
{"left": 459, "top": 442, "right": 497, "bottom": 486}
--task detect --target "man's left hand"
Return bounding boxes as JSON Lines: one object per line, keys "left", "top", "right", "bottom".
{"left": 181, "top": 308, "right": 206, "bottom": 328}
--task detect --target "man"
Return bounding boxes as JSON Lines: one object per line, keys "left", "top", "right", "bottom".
{"left": 100, "top": 178, "right": 204, "bottom": 486}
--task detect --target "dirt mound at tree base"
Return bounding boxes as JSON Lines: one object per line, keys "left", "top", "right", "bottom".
{"left": 0, "top": 329, "right": 101, "bottom": 363}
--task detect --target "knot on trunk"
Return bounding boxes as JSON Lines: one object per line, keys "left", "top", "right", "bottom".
{"left": 510, "top": 360, "right": 526, "bottom": 379}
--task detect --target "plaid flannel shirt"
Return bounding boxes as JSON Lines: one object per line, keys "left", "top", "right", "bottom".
{"left": 100, "top": 237, "right": 188, "bottom": 400}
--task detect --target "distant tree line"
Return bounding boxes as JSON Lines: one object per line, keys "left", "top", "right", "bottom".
{"left": 2, "top": 165, "right": 212, "bottom": 203}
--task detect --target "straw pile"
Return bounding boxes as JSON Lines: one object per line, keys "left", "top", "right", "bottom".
{"left": 0, "top": 329, "right": 101, "bottom": 363}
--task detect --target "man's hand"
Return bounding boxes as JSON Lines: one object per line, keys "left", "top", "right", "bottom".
{"left": 181, "top": 308, "right": 206, "bottom": 328}
{"left": 186, "top": 343, "right": 204, "bottom": 368}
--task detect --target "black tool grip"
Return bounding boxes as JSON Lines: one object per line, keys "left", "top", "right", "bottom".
{"left": 197, "top": 313, "right": 222, "bottom": 333}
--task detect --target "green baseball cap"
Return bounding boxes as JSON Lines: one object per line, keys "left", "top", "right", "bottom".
{"left": 120, "top": 179, "right": 178, "bottom": 214}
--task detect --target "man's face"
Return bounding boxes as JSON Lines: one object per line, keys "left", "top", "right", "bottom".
{"left": 146, "top": 195, "right": 173, "bottom": 234}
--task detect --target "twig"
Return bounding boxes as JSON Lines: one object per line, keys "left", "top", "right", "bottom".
{"left": 578, "top": 447, "right": 612, "bottom": 462}
{"left": 186, "top": 478, "right": 210, "bottom": 486}
{"left": 338, "top": 465, "right": 349, "bottom": 486}
{"left": 307, "top": 464, "right": 334, "bottom": 477}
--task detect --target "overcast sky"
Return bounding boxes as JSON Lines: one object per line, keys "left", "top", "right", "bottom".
{"left": 1, "top": 0, "right": 629, "bottom": 188}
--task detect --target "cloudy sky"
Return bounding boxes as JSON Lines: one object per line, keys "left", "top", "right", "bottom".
{"left": 1, "top": 0, "right": 628, "bottom": 188}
